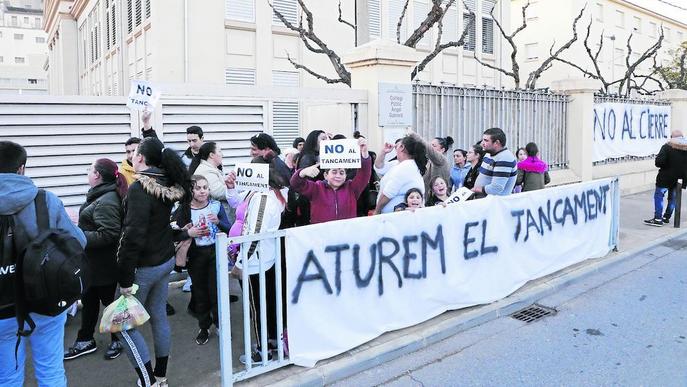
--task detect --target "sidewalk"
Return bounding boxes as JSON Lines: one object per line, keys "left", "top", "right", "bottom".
{"left": 217, "top": 188, "right": 687, "bottom": 387}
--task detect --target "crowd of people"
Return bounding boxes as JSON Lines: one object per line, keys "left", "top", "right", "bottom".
{"left": 0, "top": 113, "right": 557, "bottom": 386}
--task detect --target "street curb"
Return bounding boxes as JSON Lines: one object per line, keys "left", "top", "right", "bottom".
{"left": 263, "top": 227, "right": 687, "bottom": 387}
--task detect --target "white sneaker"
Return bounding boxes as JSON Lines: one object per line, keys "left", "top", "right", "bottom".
{"left": 182, "top": 277, "right": 192, "bottom": 292}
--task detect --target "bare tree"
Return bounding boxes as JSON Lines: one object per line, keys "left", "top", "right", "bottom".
{"left": 473, "top": 1, "right": 531, "bottom": 89}
{"left": 396, "top": 0, "right": 411, "bottom": 44}
{"left": 524, "top": 5, "right": 586, "bottom": 89}
{"left": 337, "top": 0, "right": 355, "bottom": 31}
{"left": 616, "top": 29, "right": 664, "bottom": 97}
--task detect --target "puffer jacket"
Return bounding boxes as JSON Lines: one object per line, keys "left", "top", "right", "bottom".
{"left": 655, "top": 137, "right": 687, "bottom": 188}
{"left": 516, "top": 156, "right": 551, "bottom": 192}
{"left": 79, "top": 182, "right": 122, "bottom": 286}
{"left": 117, "top": 168, "right": 185, "bottom": 288}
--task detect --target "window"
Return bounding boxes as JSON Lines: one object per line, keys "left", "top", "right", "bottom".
{"left": 413, "top": 1, "right": 429, "bottom": 45}
{"left": 595, "top": 3, "right": 603, "bottom": 22}
{"left": 15, "top": 57, "right": 25, "bottom": 64}
{"left": 28, "top": 79, "right": 37, "bottom": 84}
{"left": 135, "top": 0, "right": 142, "bottom": 27}
{"left": 23, "top": 17, "right": 29, "bottom": 24}
{"left": 34, "top": 17, "right": 41, "bottom": 28}
{"left": 633, "top": 16, "right": 641, "bottom": 33}
{"left": 665, "top": 27, "right": 671, "bottom": 42}
{"left": 526, "top": 1, "right": 538, "bottom": 20}
{"left": 272, "top": 0, "right": 297, "bottom": 26}
{"left": 525, "top": 43, "right": 538, "bottom": 60}
{"left": 127, "top": 0, "right": 133, "bottom": 33}
{"left": 481, "top": 0, "right": 496, "bottom": 54}
{"left": 226, "top": 0, "right": 255, "bottom": 23}
{"left": 440, "top": 7, "right": 458, "bottom": 45}
{"left": 11, "top": 16, "right": 18, "bottom": 26}
{"left": 35, "top": 37, "right": 45, "bottom": 43}
{"left": 462, "top": 13, "right": 476, "bottom": 51}
{"left": 649, "top": 21, "right": 657, "bottom": 37}
{"left": 615, "top": 10, "right": 624, "bottom": 28}
{"left": 106, "top": 0, "right": 117, "bottom": 49}
{"left": 14, "top": 34, "right": 23, "bottom": 40}
{"left": 389, "top": 0, "right": 409, "bottom": 42}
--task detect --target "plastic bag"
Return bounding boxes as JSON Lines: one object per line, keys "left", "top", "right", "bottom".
{"left": 99, "top": 285, "right": 150, "bottom": 333}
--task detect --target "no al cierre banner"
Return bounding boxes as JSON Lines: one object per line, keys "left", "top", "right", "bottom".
{"left": 285, "top": 178, "right": 619, "bottom": 367}
{"left": 593, "top": 102, "right": 671, "bottom": 162}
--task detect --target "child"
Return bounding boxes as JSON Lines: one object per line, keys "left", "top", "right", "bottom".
{"left": 289, "top": 138, "right": 372, "bottom": 224}
{"left": 427, "top": 176, "right": 450, "bottom": 206}
{"left": 394, "top": 188, "right": 424, "bottom": 212}
{"left": 172, "top": 175, "right": 231, "bottom": 345}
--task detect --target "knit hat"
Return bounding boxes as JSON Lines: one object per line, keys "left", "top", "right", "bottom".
{"left": 250, "top": 133, "right": 281, "bottom": 155}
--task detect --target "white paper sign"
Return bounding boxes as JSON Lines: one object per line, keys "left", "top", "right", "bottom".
{"left": 286, "top": 179, "right": 618, "bottom": 367}
{"left": 445, "top": 187, "right": 475, "bottom": 204}
{"left": 127, "top": 80, "right": 161, "bottom": 111}
{"left": 378, "top": 83, "right": 413, "bottom": 127}
{"left": 233, "top": 163, "right": 269, "bottom": 192}
{"left": 593, "top": 102, "right": 671, "bottom": 162}
{"left": 319, "top": 139, "right": 361, "bottom": 169}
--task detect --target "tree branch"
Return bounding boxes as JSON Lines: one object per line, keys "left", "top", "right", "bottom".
{"left": 618, "top": 27, "right": 663, "bottom": 97}
{"left": 525, "top": 5, "right": 586, "bottom": 89}
{"left": 337, "top": 0, "right": 355, "bottom": 30}
{"left": 270, "top": 0, "right": 351, "bottom": 86}
{"left": 404, "top": 0, "right": 454, "bottom": 48}
{"left": 397, "top": 0, "right": 410, "bottom": 44}
{"left": 285, "top": 52, "right": 347, "bottom": 84}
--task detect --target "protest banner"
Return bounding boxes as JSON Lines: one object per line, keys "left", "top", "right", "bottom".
{"left": 127, "top": 80, "right": 161, "bottom": 112}
{"left": 319, "top": 139, "right": 361, "bottom": 169}
{"left": 593, "top": 102, "right": 671, "bottom": 162}
{"left": 445, "top": 187, "right": 474, "bottom": 204}
{"left": 286, "top": 178, "right": 619, "bottom": 367}
{"left": 233, "top": 163, "right": 269, "bottom": 192}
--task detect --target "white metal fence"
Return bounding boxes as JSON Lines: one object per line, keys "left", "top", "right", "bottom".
{"left": 413, "top": 84, "right": 569, "bottom": 169}
{"left": 592, "top": 94, "right": 671, "bottom": 165}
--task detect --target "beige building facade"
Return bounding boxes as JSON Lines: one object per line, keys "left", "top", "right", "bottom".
{"left": 0, "top": 0, "right": 48, "bottom": 94}
{"left": 43, "top": 0, "right": 513, "bottom": 96}
{"left": 512, "top": 0, "right": 687, "bottom": 91}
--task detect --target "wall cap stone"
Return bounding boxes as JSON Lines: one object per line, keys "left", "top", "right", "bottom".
{"left": 550, "top": 78, "right": 599, "bottom": 94}
{"left": 343, "top": 39, "right": 423, "bottom": 69}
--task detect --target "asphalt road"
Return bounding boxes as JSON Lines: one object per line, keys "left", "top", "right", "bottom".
{"left": 334, "top": 234, "right": 687, "bottom": 387}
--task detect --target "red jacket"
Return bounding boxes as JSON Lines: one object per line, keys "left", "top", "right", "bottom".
{"left": 290, "top": 156, "right": 372, "bottom": 224}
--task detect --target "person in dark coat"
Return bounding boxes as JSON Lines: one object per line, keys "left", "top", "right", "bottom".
{"left": 644, "top": 130, "right": 687, "bottom": 226}
{"left": 64, "top": 159, "right": 128, "bottom": 361}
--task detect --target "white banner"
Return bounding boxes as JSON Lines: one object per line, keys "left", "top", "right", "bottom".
{"left": 127, "top": 80, "right": 161, "bottom": 111}
{"left": 319, "top": 139, "right": 361, "bottom": 169}
{"left": 233, "top": 163, "right": 269, "bottom": 192}
{"left": 593, "top": 102, "right": 671, "bottom": 162}
{"left": 286, "top": 179, "right": 618, "bottom": 367}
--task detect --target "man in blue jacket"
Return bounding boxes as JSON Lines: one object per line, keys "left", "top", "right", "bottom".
{"left": 0, "top": 141, "right": 86, "bottom": 387}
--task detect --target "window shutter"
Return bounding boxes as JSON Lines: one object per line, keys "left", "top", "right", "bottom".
{"left": 388, "top": 0, "right": 407, "bottom": 41}
{"left": 127, "top": 0, "right": 133, "bottom": 33}
{"left": 272, "top": 0, "right": 297, "bottom": 25}
{"left": 111, "top": 4, "right": 117, "bottom": 46}
{"left": 482, "top": 0, "right": 495, "bottom": 15}
{"left": 368, "top": 0, "right": 381, "bottom": 38}
{"left": 272, "top": 70, "right": 299, "bottom": 87}
{"left": 226, "top": 0, "right": 255, "bottom": 22}
{"left": 462, "top": 13, "right": 476, "bottom": 51}
{"left": 225, "top": 68, "right": 256, "bottom": 85}
{"left": 272, "top": 101, "right": 299, "bottom": 150}
{"left": 414, "top": 1, "right": 429, "bottom": 45}
{"left": 441, "top": 7, "right": 458, "bottom": 44}
{"left": 145, "top": 0, "right": 151, "bottom": 19}
{"left": 135, "top": 0, "right": 142, "bottom": 27}
{"left": 481, "top": 17, "right": 493, "bottom": 54}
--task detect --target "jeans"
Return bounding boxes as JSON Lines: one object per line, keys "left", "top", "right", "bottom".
{"left": 654, "top": 186, "right": 676, "bottom": 219}
{"left": 187, "top": 246, "right": 218, "bottom": 330}
{"left": 77, "top": 283, "right": 118, "bottom": 342}
{"left": 0, "top": 311, "right": 68, "bottom": 387}
{"left": 117, "top": 257, "right": 175, "bottom": 378}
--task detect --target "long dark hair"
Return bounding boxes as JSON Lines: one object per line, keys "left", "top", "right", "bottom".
{"left": 94, "top": 158, "right": 128, "bottom": 200}
{"left": 137, "top": 137, "right": 191, "bottom": 201}
{"left": 188, "top": 141, "right": 217, "bottom": 175}
{"left": 302, "top": 130, "right": 325, "bottom": 156}
{"left": 401, "top": 135, "right": 428, "bottom": 175}
{"left": 434, "top": 136, "right": 454, "bottom": 154}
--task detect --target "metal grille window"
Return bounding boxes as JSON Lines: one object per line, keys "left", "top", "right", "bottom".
{"left": 226, "top": 0, "right": 255, "bottom": 22}
{"left": 369, "top": 0, "right": 381, "bottom": 38}
{"left": 272, "top": 0, "right": 297, "bottom": 25}
{"left": 272, "top": 70, "right": 299, "bottom": 87}
{"left": 272, "top": 101, "right": 300, "bottom": 150}
{"left": 225, "top": 68, "right": 256, "bottom": 85}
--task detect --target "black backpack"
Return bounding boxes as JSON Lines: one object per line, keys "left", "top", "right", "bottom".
{"left": 0, "top": 190, "right": 89, "bottom": 339}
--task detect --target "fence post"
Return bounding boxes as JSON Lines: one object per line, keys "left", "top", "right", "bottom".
{"left": 215, "top": 233, "right": 233, "bottom": 387}
{"left": 675, "top": 180, "right": 682, "bottom": 229}
{"left": 551, "top": 79, "right": 598, "bottom": 182}
{"left": 342, "top": 40, "right": 423, "bottom": 152}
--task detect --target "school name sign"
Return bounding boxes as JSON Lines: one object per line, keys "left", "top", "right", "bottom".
{"left": 593, "top": 102, "right": 671, "bottom": 162}
{"left": 285, "top": 179, "right": 619, "bottom": 367}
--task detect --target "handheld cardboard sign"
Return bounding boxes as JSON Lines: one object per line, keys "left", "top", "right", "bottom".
{"left": 445, "top": 187, "right": 475, "bottom": 205}
{"left": 127, "top": 80, "right": 161, "bottom": 112}
{"left": 319, "top": 139, "right": 361, "bottom": 169}
{"left": 234, "top": 163, "right": 270, "bottom": 193}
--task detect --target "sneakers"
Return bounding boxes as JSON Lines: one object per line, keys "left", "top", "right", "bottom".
{"left": 137, "top": 377, "right": 167, "bottom": 387}
{"left": 663, "top": 216, "right": 671, "bottom": 224}
{"left": 104, "top": 340, "right": 123, "bottom": 360}
{"left": 239, "top": 349, "right": 273, "bottom": 365}
{"left": 64, "top": 339, "right": 97, "bottom": 360}
{"left": 196, "top": 328, "right": 210, "bottom": 345}
{"left": 166, "top": 302, "right": 176, "bottom": 316}
{"left": 643, "top": 218, "right": 664, "bottom": 227}
{"left": 182, "top": 277, "right": 192, "bottom": 292}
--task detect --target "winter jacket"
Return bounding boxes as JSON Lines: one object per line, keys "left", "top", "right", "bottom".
{"left": 120, "top": 159, "right": 137, "bottom": 186}
{"left": 462, "top": 161, "right": 482, "bottom": 190}
{"left": 117, "top": 168, "right": 185, "bottom": 288}
{"left": 0, "top": 173, "right": 86, "bottom": 318}
{"left": 78, "top": 182, "right": 122, "bottom": 286}
{"left": 194, "top": 160, "right": 226, "bottom": 201}
{"left": 655, "top": 137, "right": 687, "bottom": 188}
{"left": 516, "top": 156, "right": 551, "bottom": 192}
{"left": 409, "top": 133, "right": 452, "bottom": 196}
{"left": 290, "top": 156, "right": 372, "bottom": 224}
{"left": 181, "top": 147, "right": 197, "bottom": 169}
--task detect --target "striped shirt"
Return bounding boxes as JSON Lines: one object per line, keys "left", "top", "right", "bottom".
{"left": 475, "top": 148, "right": 518, "bottom": 196}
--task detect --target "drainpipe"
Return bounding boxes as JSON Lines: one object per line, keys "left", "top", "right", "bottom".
{"left": 184, "top": 0, "right": 188, "bottom": 82}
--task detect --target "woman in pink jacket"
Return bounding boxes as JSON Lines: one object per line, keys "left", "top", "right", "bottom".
{"left": 290, "top": 138, "right": 371, "bottom": 224}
